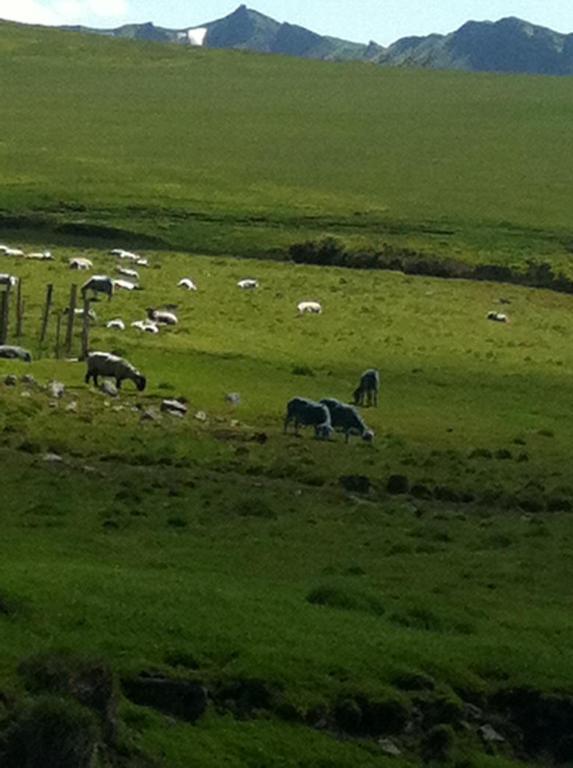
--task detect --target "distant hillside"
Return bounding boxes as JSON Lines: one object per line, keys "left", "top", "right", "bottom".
{"left": 57, "top": 5, "right": 573, "bottom": 75}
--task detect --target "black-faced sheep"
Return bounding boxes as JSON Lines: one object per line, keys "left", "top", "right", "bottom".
{"left": 85, "top": 352, "right": 146, "bottom": 391}
{"left": 284, "top": 397, "right": 332, "bottom": 440}
{"left": 320, "top": 398, "right": 374, "bottom": 443}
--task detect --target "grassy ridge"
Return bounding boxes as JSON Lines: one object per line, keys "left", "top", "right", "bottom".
{"left": 1, "top": 21, "right": 573, "bottom": 268}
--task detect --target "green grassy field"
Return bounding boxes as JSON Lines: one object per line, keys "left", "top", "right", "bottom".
{"left": 1, "top": 18, "right": 573, "bottom": 767}
{"left": 0, "top": 244, "right": 571, "bottom": 765}
{"left": 1, "top": 20, "right": 573, "bottom": 274}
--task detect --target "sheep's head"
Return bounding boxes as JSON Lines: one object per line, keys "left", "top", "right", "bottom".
{"left": 145, "top": 308, "right": 156, "bottom": 320}
{"left": 22, "top": 351, "right": 32, "bottom": 363}
{"left": 316, "top": 424, "right": 333, "bottom": 441}
{"left": 136, "top": 375, "right": 147, "bottom": 392}
{"left": 362, "top": 430, "right": 375, "bottom": 443}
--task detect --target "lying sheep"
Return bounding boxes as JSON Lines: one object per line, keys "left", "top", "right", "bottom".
{"left": 85, "top": 352, "right": 146, "bottom": 391}
{"left": 113, "top": 279, "right": 140, "bottom": 292}
{"left": 26, "top": 251, "right": 53, "bottom": 261}
{"left": 487, "top": 311, "right": 509, "bottom": 323}
{"left": 284, "top": 397, "right": 332, "bottom": 440}
{"left": 298, "top": 301, "right": 322, "bottom": 315}
{"left": 320, "top": 398, "right": 374, "bottom": 443}
{"left": 353, "top": 369, "right": 380, "bottom": 407}
{"left": 0, "top": 345, "right": 32, "bottom": 362}
{"left": 131, "top": 320, "right": 159, "bottom": 334}
{"left": 147, "top": 308, "right": 178, "bottom": 326}
{"left": 106, "top": 319, "right": 125, "bottom": 330}
{"left": 117, "top": 266, "right": 139, "bottom": 280}
{"left": 238, "top": 279, "right": 258, "bottom": 290}
{"left": 111, "top": 249, "right": 139, "bottom": 261}
{"left": 178, "top": 278, "right": 197, "bottom": 291}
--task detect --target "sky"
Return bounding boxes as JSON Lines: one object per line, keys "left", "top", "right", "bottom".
{"left": 0, "top": 1, "right": 572, "bottom": 44}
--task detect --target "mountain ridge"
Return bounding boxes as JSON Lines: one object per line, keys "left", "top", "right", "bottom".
{"left": 40, "top": 5, "right": 573, "bottom": 75}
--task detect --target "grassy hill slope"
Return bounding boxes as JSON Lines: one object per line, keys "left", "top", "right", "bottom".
{"left": 1, "top": 21, "right": 573, "bottom": 272}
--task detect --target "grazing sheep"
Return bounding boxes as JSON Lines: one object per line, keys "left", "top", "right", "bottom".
{"left": 106, "top": 319, "right": 125, "bottom": 330}
{"left": 298, "top": 301, "right": 322, "bottom": 315}
{"left": 25, "top": 250, "right": 53, "bottom": 261}
{"left": 238, "top": 279, "right": 258, "bottom": 290}
{"left": 147, "top": 308, "right": 178, "bottom": 326}
{"left": 284, "top": 397, "right": 332, "bottom": 440}
{"left": 0, "top": 345, "right": 32, "bottom": 362}
{"left": 69, "top": 257, "right": 93, "bottom": 271}
{"left": 487, "top": 312, "right": 509, "bottom": 323}
{"left": 117, "top": 266, "right": 139, "bottom": 280}
{"left": 178, "top": 278, "right": 197, "bottom": 291}
{"left": 111, "top": 249, "right": 139, "bottom": 261}
{"left": 85, "top": 352, "right": 146, "bottom": 391}
{"left": 320, "top": 399, "right": 374, "bottom": 444}
{"left": 353, "top": 369, "right": 380, "bottom": 407}
{"left": 113, "top": 279, "right": 139, "bottom": 292}
{"left": 131, "top": 320, "right": 160, "bottom": 334}
{"left": 0, "top": 274, "right": 18, "bottom": 289}
{"left": 82, "top": 275, "right": 114, "bottom": 301}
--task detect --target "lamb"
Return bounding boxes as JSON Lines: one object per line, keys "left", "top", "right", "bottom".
{"left": 25, "top": 250, "right": 53, "bottom": 261}
{"left": 0, "top": 345, "right": 32, "bottom": 362}
{"left": 487, "top": 312, "right": 509, "bottom": 323}
{"left": 178, "top": 278, "right": 197, "bottom": 291}
{"left": 69, "top": 258, "right": 93, "bottom": 271}
{"left": 320, "top": 399, "right": 374, "bottom": 444}
{"left": 131, "top": 320, "right": 160, "bottom": 334}
{"left": 298, "top": 301, "right": 322, "bottom": 315}
{"left": 81, "top": 275, "right": 114, "bottom": 301}
{"left": 85, "top": 352, "right": 146, "bottom": 391}
{"left": 147, "top": 308, "right": 178, "bottom": 326}
{"left": 117, "top": 267, "right": 139, "bottom": 280}
{"left": 0, "top": 274, "right": 18, "bottom": 289}
{"left": 113, "top": 279, "right": 139, "bottom": 292}
{"left": 238, "top": 279, "right": 259, "bottom": 290}
{"left": 353, "top": 368, "right": 380, "bottom": 407}
{"left": 283, "top": 397, "right": 332, "bottom": 440}
{"left": 106, "top": 319, "right": 125, "bottom": 330}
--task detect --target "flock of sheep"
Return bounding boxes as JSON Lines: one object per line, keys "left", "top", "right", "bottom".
{"left": 0, "top": 244, "right": 373, "bottom": 444}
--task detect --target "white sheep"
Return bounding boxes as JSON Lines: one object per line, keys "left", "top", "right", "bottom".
{"left": 237, "top": 279, "right": 259, "bottom": 290}
{"left": 117, "top": 267, "right": 139, "bottom": 280}
{"left": 178, "top": 278, "right": 197, "bottom": 291}
{"left": 25, "top": 250, "right": 53, "bottom": 261}
{"left": 147, "top": 308, "right": 178, "bottom": 326}
{"left": 298, "top": 301, "right": 322, "bottom": 315}
{"left": 113, "top": 279, "right": 139, "bottom": 292}
{"left": 106, "top": 319, "right": 126, "bottom": 330}
{"left": 136, "top": 258, "right": 149, "bottom": 267}
{"left": 69, "top": 258, "right": 93, "bottom": 271}
{"left": 131, "top": 320, "right": 160, "bottom": 334}
{"left": 111, "top": 249, "right": 140, "bottom": 261}
{"left": 0, "top": 247, "right": 24, "bottom": 257}
{"left": 85, "top": 352, "right": 146, "bottom": 391}
{"left": 487, "top": 312, "right": 509, "bottom": 323}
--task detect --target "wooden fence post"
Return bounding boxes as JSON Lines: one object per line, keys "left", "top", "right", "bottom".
{"left": 39, "top": 284, "right": 54, "bottom": 345}
{"left": 65, "top": 284, "right": 78, "bottom": 355}
{"left": 54, "top": 313, "right": 62, "bottom": 359}
{"left": 0, "top": 290, "right": 8, "bottom": 345}
{"left": 15, "top": 279, "right": 23, "bottom": 338}
{"left": 80, "top": 295, "right": 90, "bottom": 361}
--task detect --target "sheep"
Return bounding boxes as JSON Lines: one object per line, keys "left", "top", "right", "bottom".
{"left": 111, "top": 249, "right": 140, "bottom": 261}
{"left": 0, "top": 247, "right": 24, "bottom": 257}
{"left": 178, "top": 278, "right": 197, "bottom": 291}
{"left": 81, "top": 275, "right": 114, "bottom": 301}
{"left": 113, "top": 279, "right": 139, "bottom": 292}
{"left": 117, "top": 266, "right": 139, "bottom": 280}
{"left": 487, "top": 312, "right": 509, "bottom": 323}
{"left": 0, "top": 345, "right": 32, "bottom": 362}
{"left": 136, "top": 258, "right": 149, "bottom": 267}
{"left": 320, "top": 399, "right": 374, "bottom": 443}
{"left": 147, "top": 308, "right": 178, "bottom": 326}
{"left": 131, "top": 320, "right": 160, "bottom": 334}
{"left": 0, "top": 274, "right": 18, "bottom": 289}
{"left": 298, "top": 301, "right": 322, "bottom": 315}
{"left": 85, "top": 352, "right": 146, "bottom": 391}
{"left": 353, "top": 369, "right": 380, "bottom": 407}
{"left": 69, "top": 257, "right": 93, "bottom": 271}
{"left": 25, "top": 250, "right": 53, "bottom": 261}
{"left": 238, "top": 279, "right": 259, "bottom": 290}
{"left": 283, "top": 397, "right": 332, "bottom": 440}
{"left": 106, "top": 319, "right": 125, "bottom": 330}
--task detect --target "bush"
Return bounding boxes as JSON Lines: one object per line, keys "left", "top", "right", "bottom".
{"left": 307, "top": 583, "right": 385, "bottom": 617}
{"left": 0, "top": 696, "right": 99, "bottom": 768}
